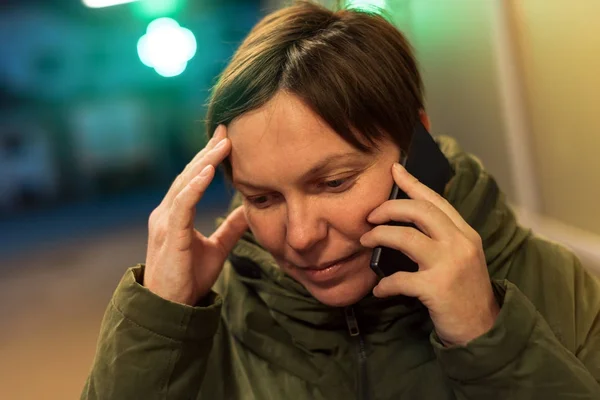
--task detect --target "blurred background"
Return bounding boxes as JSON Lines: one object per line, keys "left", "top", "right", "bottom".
{"left": 1, "top": 0, "right": 599, "bottom": 398}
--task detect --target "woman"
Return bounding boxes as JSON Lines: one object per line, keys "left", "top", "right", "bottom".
{"left": 82, "top": 2, "right": 600, "bottom": 399}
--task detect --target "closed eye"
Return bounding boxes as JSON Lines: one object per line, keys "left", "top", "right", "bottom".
{"left": 246, "top": 193, "right": 280, "bottom": 209}
{"left": 325, "top": 179, "right": 346, "bottom": 188}
{"left": 319, "top": 176, "right": 355, "bottom": 192}
{"left": 244, "top": 174, "right": 359, "bottom": 209}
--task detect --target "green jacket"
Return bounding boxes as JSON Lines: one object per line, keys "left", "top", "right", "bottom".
{"left": 82, "top": 136, "right": 600, "bottom": 399}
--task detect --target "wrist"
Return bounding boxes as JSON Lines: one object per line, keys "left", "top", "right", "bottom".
{"left": 438, "top": 295, "right": 500, "bottom": 347}
{"left": 143, "top": 275, "right": 198, "bottom": 306}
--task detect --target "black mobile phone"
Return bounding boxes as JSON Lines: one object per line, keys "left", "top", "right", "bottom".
{"left": 369, "top": 122, "right": 454, "bottom": 278}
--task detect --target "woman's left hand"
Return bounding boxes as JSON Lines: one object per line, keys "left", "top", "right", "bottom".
{"left": 360, "top": 163, "right": 499, "bottom": 347}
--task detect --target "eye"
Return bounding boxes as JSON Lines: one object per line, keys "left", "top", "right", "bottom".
{"left": 246, "top": 194, "right": 278, "bottom": 209}
{"left": 320, "top": 176, "right": 355, "bottom": 192}
{"left": 325, "top": 179, "right": 346, "bottom": 188}
{"left": 251, "top": 195, "right": 269, "bottom": 204}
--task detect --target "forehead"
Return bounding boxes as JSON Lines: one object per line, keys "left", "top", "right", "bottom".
{"left": 227, "top": 92, "right": 362, "bottom": 183}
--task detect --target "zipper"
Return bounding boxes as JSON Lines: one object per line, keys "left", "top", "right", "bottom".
{"left": 345, "top": 306, "right": 369, "bottom": 400}
{"left": 345, "top": 306, "right": 360, "bottom": 337}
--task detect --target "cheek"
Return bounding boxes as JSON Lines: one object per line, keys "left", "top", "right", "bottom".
{"left": 244, "top": 208, "right": 286, "bottom": 253}
{"left": 330, "top": 180, "right": 392, "bottom": 237}
{"left": 327, "top": 202, "right": 371, "bottom": 240}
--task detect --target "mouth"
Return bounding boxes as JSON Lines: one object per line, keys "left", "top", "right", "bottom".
{"left": 302, "top": 252, "right": 361, "bottom": 271}
{"left": 293, "top": 251, "right": 363, "bottom": 283}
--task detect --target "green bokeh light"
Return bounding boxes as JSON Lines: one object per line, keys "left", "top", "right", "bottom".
{"left": 132, "top": 0, "right": 184, "bottom": 19}
{"left": 137, "top": 17, "right": 197, "bottom": 78}
{"left": 346, "top": 0, "right": 388, "bottom": 14}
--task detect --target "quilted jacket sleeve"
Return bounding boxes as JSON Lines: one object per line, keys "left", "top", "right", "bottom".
{"left": 81, "top": 265, "right": 222, "bottom": 400}
{"left": 431, "top": 239, "right": 600, "bottom": 399}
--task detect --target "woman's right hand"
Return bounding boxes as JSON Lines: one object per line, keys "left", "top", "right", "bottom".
{"left": 143, "top": 125, "right": 249, "bottom": 306}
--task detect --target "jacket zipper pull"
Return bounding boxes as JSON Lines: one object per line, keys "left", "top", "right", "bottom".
{"left": 344, "top": 306, "right": 360, "bottom": 337}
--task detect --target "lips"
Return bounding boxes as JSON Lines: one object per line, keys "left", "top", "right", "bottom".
{"left": 287, "top": 251, "right": 365, "bottom": 284}
{"left": 297, "top": 251, "right": 361, "bottom": 271}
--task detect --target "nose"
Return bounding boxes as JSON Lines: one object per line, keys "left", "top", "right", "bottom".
{"left": 285, "top": 197, "right": 327, "bottom": 253}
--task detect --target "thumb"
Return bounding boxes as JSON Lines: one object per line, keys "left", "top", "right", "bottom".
{"left": 209, "top": 206, "right": 249, "bottom": 258}
{"left": 373, "top": 271, "right": 423, "bottom": 298}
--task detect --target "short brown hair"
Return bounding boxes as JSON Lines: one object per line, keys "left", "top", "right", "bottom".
{"left": 205, "top": 1, "right": 424, "bottom": 177}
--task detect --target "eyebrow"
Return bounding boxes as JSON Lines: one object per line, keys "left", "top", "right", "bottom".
{"left": 233, "top": 151, "right": 367, "bottom": 190}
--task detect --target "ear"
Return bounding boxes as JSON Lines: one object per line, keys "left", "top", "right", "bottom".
{"left": 419, "top": 110, "right": 431, "bottom": 132}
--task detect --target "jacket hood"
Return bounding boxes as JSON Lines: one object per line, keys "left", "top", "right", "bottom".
{"left": 213, "top": 135, "right": 531, "bottom": 383}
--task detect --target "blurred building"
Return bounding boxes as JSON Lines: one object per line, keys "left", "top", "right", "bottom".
{"left": 0, "top": 0, "right": 261, "bottom": 256}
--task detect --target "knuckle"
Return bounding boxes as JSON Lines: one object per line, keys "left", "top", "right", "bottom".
{"left": 151, "top": 225, "right": 167, "bottom": 245}
{"left": 148, "top": 207, "right": 161, "bottom": 227}
{"left": 171, "top": 193, "right": 186, "bottom": 211}
{"left": 168, "top": 231, "right": 192, "bottom": 253}
{"left": 470, "top": 229, "right": 483, "bottom": 244}
{"left": 195, "top": 148, "right": 208, "bottom": 163}
{"left": 182, "top": 160, "right": 193, "bottom": 173}
{"left": 462, "top": 240, "right": 480, "bottom": 263}
{"left": 438, "top": 193, "right": 451, "bottom": 206}
{"left": 471, "top": 234, "right": 483, "bottom": 250}
{"left": 148, "top": 217, "right": 167, "bottom": 245}
{"left": 174, "top": 228, "right": 191, "bottom": 243}
{"left": 401, "top": 227, "right": 418, "bottom": 243}
{"left": 422, "top": 200, "right": 437, "bottom": 215}
{"left": 180, "top": 166, "right": 191, "bottom": 179}
{"left": 170, "top": 175, "right": 184, "bottom": 192}
{"left": 430, "top": 193, "right": 446, "bottom": 209}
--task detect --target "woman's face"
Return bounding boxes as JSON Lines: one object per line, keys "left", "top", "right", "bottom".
{"left": 228, "top": 92, "right": 401, "bottom": 307}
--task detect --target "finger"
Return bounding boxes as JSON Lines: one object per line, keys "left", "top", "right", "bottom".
{"left": 360, "top": 224, "right": 437, "bottom": 266}
{"left": 392, "top": 163, "right": 473, "bottom": 235}
{"left": 164, "top": 137, "right": 231, "bottom": 209}
{"left": 168, "top": 165, "right": 215, "bottom": 232}
{"left": 185, "top": 125, "right": 227, "bottom": 172}
{"left": 367, "top": 198, "right": 457, "bottom": 240}
{"left": 185, "top": 137, "right": 230, "bottom": 180}
{"left": 208, "top": 207, "right": 249, "bottom": 258}
{"left": 163, "top": 126, "right": 226, "bottom": 202}
{"left": 373, "top": 271, "right": 423, "bottom": 298}
{"left": 176, "top": 126, "right": 226, "bottom": 190}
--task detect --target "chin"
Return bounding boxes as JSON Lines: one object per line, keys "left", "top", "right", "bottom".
{"left": 304, "top": 268, "right": 378, "bottom": 307}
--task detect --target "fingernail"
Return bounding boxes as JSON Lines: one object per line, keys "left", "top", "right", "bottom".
{"left": 393, "top": 163, "right": 404, "bottom": 172}
{"left": 210, "top": 127, "right": 219, "bottom": 141}
{"left": 372, "top": 285, "right": 381, "bottom": 297}
{"left": 211, "top": 125, "right": 225, "bottom": 141}
{"left": 214, "top": 139, "right": 227, "bottom": 150}
{"left": 199, "top": 165, "right": 212, "bottom": 177}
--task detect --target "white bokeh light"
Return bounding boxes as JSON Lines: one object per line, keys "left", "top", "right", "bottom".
{"left": 136, "top": 18, "right": 197, "bottom": 78}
